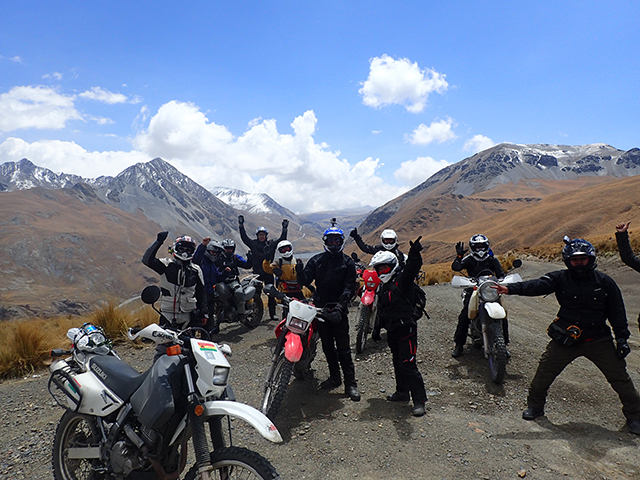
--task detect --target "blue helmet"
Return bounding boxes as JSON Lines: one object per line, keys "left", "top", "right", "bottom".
{"left": 323, "top": 227, "right": 345, "bottom": 255}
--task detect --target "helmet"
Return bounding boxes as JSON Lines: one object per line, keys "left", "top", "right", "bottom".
{"left": 256, "top": 226, "right": 268, "bottom": 238}
{"left": 205, "top": 240, "right": 223, "bottom": 262}
{"left": 380, "top": 229, "right": 398, "bottom": 251}
{"left": 275, "top": 240, "right": 294, "bottom": 260}
{"left": 469, "top": 234, "right": 490, "bottom": 261}
{"left": 369, "top": 250, "right": 400, "bottom": 283}
{"left": 562, "top": 238, "right": 597, "bottom": 275}
{"left": 173, "top": 235, "right": 196, "bottom": 262}
{"left": 221, "top": 238, "right": 236, "bottom": 256}
{"left": 71, "top": 323, "right": 112, "bottom": 355}
{"left": 323, "top": 227, "right": 345, "bottom": 255}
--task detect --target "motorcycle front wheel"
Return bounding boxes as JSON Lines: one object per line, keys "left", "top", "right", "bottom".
{"left": 261, "top": 351, "right": 293, "bottom": 419}
{"left": 487, "top": 322, "right": 508, "bottom": 384}
{"left": 183, "top": 446, "right": 280, "bottom": 480}
{"left": 52, "top": 411, "right": 104, "bottom": 480}
{"left": 241, "top": 292, "right": 265, "bottom": 329}
{"left": 355, "top": 304, "right": 371, "bottom": 354}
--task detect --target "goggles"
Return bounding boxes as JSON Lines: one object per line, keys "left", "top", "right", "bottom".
{"left": 325, "top": 237, "right": 344, "bottom": 246}
{"left": 175, "top": 243, "right": 195, "bottom": 254}
{"left": 279, "top": 245, "right": 292, "bottom": 253}
{"left": 375, "top": 264, "right": 392, "bottom": 275}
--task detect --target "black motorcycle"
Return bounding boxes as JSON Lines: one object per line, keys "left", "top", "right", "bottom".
{"left": 213, "top": 274, "right": 265, "bottom": 329}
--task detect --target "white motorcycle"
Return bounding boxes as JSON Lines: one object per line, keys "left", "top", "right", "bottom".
{"left": 451, "top": 259, "right": 522, "bottom": 384}
{"left": 48, "top": 286, "right": 282, "bottom": 480}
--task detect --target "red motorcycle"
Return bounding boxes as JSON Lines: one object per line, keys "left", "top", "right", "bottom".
{"left": 355, "top": 265, "right": 381, "bottom": 353}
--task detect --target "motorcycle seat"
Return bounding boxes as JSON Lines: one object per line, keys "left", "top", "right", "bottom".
{"left": 89, "top": 355, "right": 150, "bottom": 401}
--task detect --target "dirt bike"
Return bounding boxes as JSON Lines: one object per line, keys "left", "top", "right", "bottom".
{"left": 355, "top": 266, "right": 381, "bottom": 354}
{"left": 451, "top": 259, "right": 522, "bottom": 384}
{"left": 349, "top": 252, "right": 367, "bottom": 306}
{"left": 48, "top": 286, "right": 281, "bottom": 480}
{"left": 260, "top": 285, "right": 334, "bottom": 420}
{"left": 214, "top": 273, "right": 265, "bottom": 329}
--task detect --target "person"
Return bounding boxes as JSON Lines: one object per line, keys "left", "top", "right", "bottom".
{"left": 369, "top": 236, "right": 428, "bottom": 416}
{"left": 263, "top": 239, "right": 305, "bottom": 304}
{"left": 214, "top": 239, "right": 252, "bottom": 321}
{"left": 350, "top": 227, "right": 405, "bottom": 268}
{"left": 451, "top": 234, "right": 505, "bottom": 358}
{"left": 616, "top": 221, "right": 640, "bottom": 323}
{"left": 239, "top": 216, "right": 288, "bottom": 320}
{"left": 297, "top": 226, "right": 361, "bottom": 401}
{"left": 141, "top": 232, "right": 208, "bottom": 329}
{"left": 492, "top": 238, "right": 640, "bottom": 435}
{"left": 192, "top": 237, "right": 225, "bottom": 334}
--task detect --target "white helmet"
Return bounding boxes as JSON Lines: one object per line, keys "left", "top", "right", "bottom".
{"left": 173, "top": 235, "right": 196, "bottom": 262}
{"left": 469, "top": 234, "right": 490, "bottom": 261}
{"left": 369, "top": 250, "right": 400, "bottom": 283}
{"left": 275, "top": 240, "right": 293, "bottom": 260}
{"left": 380, "top": 229, "right": 398, "bottom": 251}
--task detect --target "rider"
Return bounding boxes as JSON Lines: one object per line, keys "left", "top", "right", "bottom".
{"left": 492, "top": 238, "right": 640, "bottom": 435}
{"left": 297, "top": 226, "right": 361, "bottom": 401}
{"left": 451, "top": 234, "right": 505, "bottom": 358}
{"left": 350, "top": 227, "right": 405, "bottom": 268}
{"left": 142, "top": 232, "right": 207, "bottom": 329}
{"left": 193, "top": 237, "right": 225, "bottom": 334}
{"left": 369, "top": 236, "right": 428, "bottom": 417}
{"left": 263, "top": 240, "right": 305, "bottom": 302}
{"left": 239, "top": 216, "right": 288, "bottom": 320}
{"left": 214, "top": 239, "right": 252, "bottom": 321}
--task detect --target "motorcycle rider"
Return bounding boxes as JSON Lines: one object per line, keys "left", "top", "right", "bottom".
{"left": 239, "top": 216, "right": 288, "bottom": 320}
{"left": 263, "top": 240, "right": 305, "bottom": 302}
{"left": 615, "top": 221, "right": 640, "bottom": 323}
{"left": 297, "top": 226, "right": 361, "bottom": 401}
{"left": 142, "top": 232, "right": 207, "bottom": 328}
{"left": 215, "top": 239, "right": 252, "bottom": 321}
{"left": 492, "top": 238, "right": 640, "bottom": 435}
{"left": 193, "top": 237, "right": 225, "bottom": 334}
{"left": 369, "top": 236, "right": 428, "bottom": 416}
{"left": 451, "top": 234, "right": 505, "bottom": 358}
{"left": 350, "top": 227, "right": 406, "bottom": 268}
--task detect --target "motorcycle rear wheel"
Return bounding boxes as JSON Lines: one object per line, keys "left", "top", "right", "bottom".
{"left": 183, "top": 446, "right": 280, "bottom": 480}
{"left": 261, "top": 352, "right": 293, "bottom": 420}
{"left": 52, "top": 411, "right": 104, "bottom": 480}
{"left": 241, "top": 292, "right": 265, "bottom": 329}
{"left": 487, "top": 322, "right": 508, "bottom": 384}
{"left": 355, "top": 304, "right": 371, "bottom": 354}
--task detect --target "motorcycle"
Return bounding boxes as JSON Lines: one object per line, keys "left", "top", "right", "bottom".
{"left": 214, "top": 273, "right": 265, "bottom": 329}
{"left": 260, "top": 285, "right": 333, "bottom": 420}
{"left": 349, "top": 252, "right": 367, "bottom": 306}
{"left": 48, "top": 286, "right": 281, "bottom": 480}
{"left": 451, "top": 259, "right": 523, "bottom": 384}
{"left": 354, "top": 265, "right": 381, "bottom": 354}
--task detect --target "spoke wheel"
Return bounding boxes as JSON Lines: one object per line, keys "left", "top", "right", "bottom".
{"left": 355, "top": 304, "right": 371, "bottom": 354}
{"left": 52, "top": 411, "right": 103, "bottom": 480}
{"left": 260, "top": 351, "right": 293, "bottom": 420}
{"left": 242, "top": 293, "right": 264, "bottom": 329}
{"left": 184, "top": 446, "right": 280, "bottom": 480}
{"left": 487, "top": 322, "right": 508, "bottom": 384}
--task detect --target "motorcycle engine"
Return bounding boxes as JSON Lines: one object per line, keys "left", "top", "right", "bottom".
{"left": 111, "top": 440, "right": 142, "bottom": 476}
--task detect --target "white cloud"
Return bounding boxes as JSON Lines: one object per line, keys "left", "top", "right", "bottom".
{"left": 79, "top": 87, "right": 129, "bottom": 104}
{"left": 0, "top": 85, "right": 81, "bottom": 132}
{"left": 407, "top": 118, "right": 456, "bottom": 145}
{"left": 394, "top": 156, "right": 450, "bottom": 187}
{"left": 43, "top": 72, "right": 63, "bottom": 80}
{"left": 359, "top": 54, "right": 448, "bottom": 113}
{"left": 463, "top": 134, "right": 495, "bottom": 153}
{"left": 1, "top": 55, "right": 22, "bottom": 63}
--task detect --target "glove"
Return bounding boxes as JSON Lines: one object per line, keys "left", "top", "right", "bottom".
{"left": 409, "top": 236, "right": 423, "bottom": 253}
{"left": 617, "top": 339, "right": 631, "bottom": 359}
{"left": 238, "top": 215, "right": 244, "bottom": 225}
{"left": 157, "top": 231, "right": 169, "bottom": 243}
{"left": 350, "top": 228, "right": 358, "bottom": 239}
{"left": 322, "top": 306, "right": 342, "bottom": 324}
{"left": 372, "top": 327, "right": 381, "bottom": 342}
{"left": 282, "top": 219, "right": 289, "bottom": 228}
{"left": 296, "top": 258, "right": 304, "bottom": 275}
{"left": 272, "top": 267, "right": 282, "bottom": 277}
{"left": 455, "top": 241, "right": 467, "bottom": 257}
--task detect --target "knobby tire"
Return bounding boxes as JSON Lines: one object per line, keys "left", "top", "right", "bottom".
{"left": 261, "top": 352, "right": 293, "bottom": 420}
{"left": 487, "top": 322, "right": 508, "bottom": 384}
{"left": 52, "top": 410, "right": 104, "bottom": 480}
{"left": 183, "top": 446, "right": 280, "bottom": 480}
{"left": 242, "top": 292, "right": 264, "bottom": 329}
{"left": 355, "top": 304, "right": 371, "bottom": 354}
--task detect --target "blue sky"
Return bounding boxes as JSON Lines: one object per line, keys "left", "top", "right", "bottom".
{"left": 1, "top": 1, "right": 638, "bottom": 213}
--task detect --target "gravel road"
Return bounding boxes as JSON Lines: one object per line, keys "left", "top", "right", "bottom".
{"left": 2, "top": 257, "right": 640, "bottom": 479}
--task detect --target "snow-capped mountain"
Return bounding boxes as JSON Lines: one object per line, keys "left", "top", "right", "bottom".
{"left": 211, "top": 186, "right": 296, "bottom": 219}
{"left": 0, "top": 158, "right": 111, "bottom": 191}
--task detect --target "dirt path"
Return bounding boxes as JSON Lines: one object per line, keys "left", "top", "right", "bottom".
{"left": 1, "top": 258, "right": 639, "bottom": 479}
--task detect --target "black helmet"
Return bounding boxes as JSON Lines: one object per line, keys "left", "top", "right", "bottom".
{"left": 469, "top": 234, "right": 490, "bottom": 261}
{"left": 205, "top": 240, "right": 223, "bottom": 262}
{"left": 562, "top": 237, "right": 596, "bottom": 275}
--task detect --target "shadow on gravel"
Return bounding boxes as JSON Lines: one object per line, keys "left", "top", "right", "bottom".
{"left": 359, "top": 397, "right": 418, "bottom": 440}
{"left": 494, "top": 418, "right": 639, "bottom": 460}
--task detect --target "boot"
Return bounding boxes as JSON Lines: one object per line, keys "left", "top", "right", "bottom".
{"left": 522, "top": 406, "right": 544, "bottom": 420}
{"left": 386, "top": 391, "right": 410, "bottom": 402}
{"left": 451, "top": 343, "right": 464, "bottom": 358}
{"left": 320, "top": 376, "right": 342, "bottom": 390}
{"left": 412, "top": 402, "right": 426, "bottom": 417}
{"left": 627, "top": 419, "right": 640, "bottom": 435}
{"left": 346, "top": 385, "right": 361, "bottom": 402}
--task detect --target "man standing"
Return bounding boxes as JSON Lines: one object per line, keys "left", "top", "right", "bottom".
{"left": 493, "top": 238, "right": 640, "bottom": 434}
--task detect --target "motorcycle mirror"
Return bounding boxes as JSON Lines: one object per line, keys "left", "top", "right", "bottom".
{"left": 511, "top": 259, "right": 522, "bottom": 268}
{"left": 141, "top": 285, "right": 161, "bottom": 305}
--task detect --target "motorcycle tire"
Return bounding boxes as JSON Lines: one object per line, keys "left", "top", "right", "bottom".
{"left": 355, "top": 304, "right": 371, "bottom": 354}
{"left": 487, "top": 322, "right": 508, "bottom": 384}
{"left": 241, "top": 292, "right": 265, "bottom": 329}
{"left": 260, "top": 351, "right": 293, "bottom": 420}
{"left": 52, "top": 410, "right": 104, "bottom": 480}
{"left": 183, "top": 445, "right": 280, "bottom": 480}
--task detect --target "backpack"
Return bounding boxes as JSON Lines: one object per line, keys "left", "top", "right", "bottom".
{"left": 392, "top": 280, "right": 429, "bottom": 321}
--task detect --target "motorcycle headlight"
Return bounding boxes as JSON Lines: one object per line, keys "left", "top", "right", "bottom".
{"left": 287, "top": 317, "right": 309, "bottom": 334}
{"left": 212, "top": 366, "right": 230, "bottom": 386}
{"left": 478, "top": 281, "right": 499, "bottom": 302}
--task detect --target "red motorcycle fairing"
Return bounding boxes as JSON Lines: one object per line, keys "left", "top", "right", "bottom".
{"left": 284, "top": 331, "right": 304, "bottom": 362}
{"left": 360, "top": 269, "right": 380, "bottom": 306}
{"left": 361, "top": 288, "right": 376, "bottom": 306}
{"left": 274, "top": 319, "right": 286, "bottom": 338}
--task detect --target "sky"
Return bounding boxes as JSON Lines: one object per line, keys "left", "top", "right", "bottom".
{"left": 1, "top": 1, "right": 638, "bottom": 214}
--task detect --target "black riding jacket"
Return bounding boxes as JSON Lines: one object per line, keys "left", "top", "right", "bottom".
{"left": 616, "top": 231, "right": 640, "bottom": 273}
{"left": 239, "top": 224, "right": 287, "bottom": 275}
{"left": 452, "top": 254, "right": 504, "bottom": 279}
{"left": 507, "top": 269, "right": 630, "bottom": 342}
{"left": 298, "top": 251, "right": 356, "bottom": 309}
{"left": 352, "top": 232, "right": 405, "bottom": 268}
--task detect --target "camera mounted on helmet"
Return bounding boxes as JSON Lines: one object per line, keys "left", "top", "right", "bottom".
{"left": 323, "top": 226, "right": 345, "bottom": 255}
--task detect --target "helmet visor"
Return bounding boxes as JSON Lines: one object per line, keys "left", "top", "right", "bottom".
{"left": 278, "top": 245, "right": 292, "bottom": 253}
{"left": 375, "top": 264, "right": 393, "bottom": 275}
{"left": 175, "top": 242, "right": 195, "bottom": 255}
{"left": 470, "top": 243, "right": 488, "bottom": 252}
{"left": 382, "top": 238, "right": 395, "bottom": 245}
{"left": 325, "top": 236, "right": 344, "bottom": 246}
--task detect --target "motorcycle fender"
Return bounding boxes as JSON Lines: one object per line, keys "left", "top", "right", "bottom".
{"left": 284, "top": 332, "right": 303, "bottom": 363}
{"left": 484, "top": 302, "right": 506, "bottom": 319}
{"left": 361, "top": 289, "right": 376, "bottom": 306}
{"left": 203, "top": 400, "right": 283, "bottom": 443}
{"left": 467, "top": 291, "right": 479, "bottom": 320}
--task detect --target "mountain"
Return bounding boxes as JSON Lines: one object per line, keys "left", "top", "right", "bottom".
{"left": 0, "top": 158, "right": 110, "bottom": 191}
{"left": 211, "top": 187, "right": 296, "bottom": 218}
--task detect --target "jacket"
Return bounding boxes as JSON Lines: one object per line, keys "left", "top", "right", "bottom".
{"left": 215, "top": 253, "right": 251, "bottom": 282}
{"left": 616, "top": 231, "right": 640, "bottom": 273}
{"left": 352, "top": 232, "right": 406, "bottom": 268}
{"left": 298, "top": 252, "right": 356, "bottom": 308}
{"left": 452, "top": 254, "right": 504, "bottom": 279}
{"left": 377, "top": 246, "right": 423, "bottom": 332}
{"left": 239, "top": 224, "right": 287, "bottom": 276}
{"left": 508, "top": 269, "right": 630, "bottom": 342}
{"left": 263, "top": 258, "right": 301, "bottom": 293}
{"left": 192, "top": 244, "right": 223, "bottom": 294}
